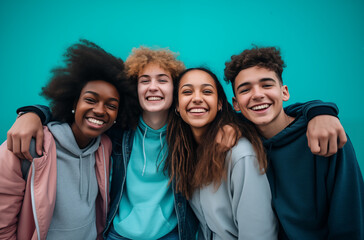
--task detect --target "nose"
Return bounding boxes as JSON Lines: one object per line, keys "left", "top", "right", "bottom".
{"left": 148, "top": 79, "right": 158, "bottom": 91}
{"left": 192, "top": 92, "right": 203, "bottom": 103}
{"left": 93, "top": 103, "right": 105, "bottom": 116}
{"left": 252, "top": 87, "right": 264, "bottom": 100}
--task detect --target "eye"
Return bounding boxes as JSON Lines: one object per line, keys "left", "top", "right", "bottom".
{"left": 106, "top": 103, "right": 118, "bottom": 110}
{"left": 203, "top": 89, "right": 213, "bottom": 94}
{"left": 139, "top": 78, "right": 150, "bottom": 84}
{"left": 181, "top": 89, "right": 192, "bottom": 95}
{"left": 263, "top": 84, "right": 273, "bottom": 88}
{"left": 85, "top": 97, "right": 96, "bottom": 104}
{"left": 238, "top": 88, "right": 249, "bottom": 94}
{"left": 158, "top": 78, "right": 169, "bottom": 83}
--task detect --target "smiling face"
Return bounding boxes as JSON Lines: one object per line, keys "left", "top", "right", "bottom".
{"left": 71, "top": 80, "right": 119, "bottom": 148}
{"left": 233, "top": 66, "right": 290, "bottom": 137}
{"left": 177, "top": 70, "right": 221, "bottom": 141}
{"left": 137, "top": 63, "right": 174, "bottom": 126}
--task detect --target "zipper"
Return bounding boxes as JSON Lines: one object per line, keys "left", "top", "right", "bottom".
{"left": 172, "top": 183, "right": 182, "bottom": 240}
{"left": 108, "top": 131, "right": 129, "bottom": 225}
{"left": 30, "top": 162, "right": 41, "bottom": 240}
{"left": 101, "top": 144, "right": 108, "bottom": 219}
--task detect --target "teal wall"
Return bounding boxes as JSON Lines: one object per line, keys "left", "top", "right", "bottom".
{"left": 1, "top": 0, "right": 363, "bottom": 172}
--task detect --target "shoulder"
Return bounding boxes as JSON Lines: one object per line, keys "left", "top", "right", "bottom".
{"left": 230, "top": 138, "right": 256, "bottom": 162}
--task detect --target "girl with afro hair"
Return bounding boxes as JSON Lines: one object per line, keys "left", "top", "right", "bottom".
{"left": 0, "top": 39, "right": 138, "bottom": 239}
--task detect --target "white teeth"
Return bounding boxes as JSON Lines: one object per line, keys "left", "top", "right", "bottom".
{"left": 147, "top": 96, "right": 162, "bottom": 101}
{"left": 88, "top": 118, "right": 104, "bottom": 125}
{"left": 252, "top": 104, "right": 269, "bottom": 110}
{"left": 189, "top": 108, "right": 207, "bottom": 113}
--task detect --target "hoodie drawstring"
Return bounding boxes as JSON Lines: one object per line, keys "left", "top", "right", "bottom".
{"left": 142, "top": 127, "right": 148, "bottom": 176}
{"left": 79, "top": 154, "right": 93, "bottom": 205}
{"left": 79, "top": 155, "right": 84, "bottom": 196}
{"left": 141, "top": 128, "right": 165, "bottom": 176}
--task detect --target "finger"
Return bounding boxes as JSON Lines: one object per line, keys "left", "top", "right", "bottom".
{"left": 6, "top": 131, "right": 14, "bottom": 152}
{"left": 308, "top": 135, "right": 321, "bottom": 155}
{"left": 35, "top": 130, "right": 44, "bottom": 156}
{"left": 318, "top": 137, "right": 329, "bottom": 157}
{"left": 326, "top": 134, "right": 338, "bottom": 157}
{"left": 21, "top": 136, "right": 33, "bottom": 161}
{"left": 337, "top": 130, "right": 347, "bottom": 149}
{"left": 228, "top": 134, "right": 236, "bottom": 149}
{"left": 11, "top": 135, "right": 25, "bottom": 159}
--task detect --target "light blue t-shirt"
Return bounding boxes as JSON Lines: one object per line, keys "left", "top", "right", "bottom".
{"left": 113, "top": 117, "right": 177, "bottom": 239}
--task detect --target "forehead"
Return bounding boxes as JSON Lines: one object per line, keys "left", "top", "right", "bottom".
{"left": 81, "top": 80, "right": 119, "bottom": 97}
{"left": 138, "top": 63, "right": 171, "bottom": 77}
{"left": 235, "top": 66, "right": 278, "bottom": 85}
{"left": 180, "top": 70, "right": 216, "bottom": 87}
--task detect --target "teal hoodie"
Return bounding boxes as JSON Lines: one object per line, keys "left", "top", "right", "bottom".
{"left": 113, "top": 117, "right": 177, "bottom": 239}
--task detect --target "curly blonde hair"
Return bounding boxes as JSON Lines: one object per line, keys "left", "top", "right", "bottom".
{"left": 125, "top": 46, "right": 185, "bottom": 80}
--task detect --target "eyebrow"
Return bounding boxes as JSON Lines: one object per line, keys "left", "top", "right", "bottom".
{"left": 236, "top": 77, "right": 276, "bottom": 90}
{"left": 180, "top": 83, "right": 215, "bottom": 88}
{"left": 138, "top": 74, "right": 171, "bottom": 79}
{"left": 84, "top": 91, "right": 119, "bottom": 102}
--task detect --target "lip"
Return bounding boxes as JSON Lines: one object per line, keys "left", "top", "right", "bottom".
{"left": 146, "top": 96, "right": 163, "bottom": 101}
{"left": 249, "top": 103, "right": 271, "bottom": 112}
{"left": 187, "top": 107, "right": 208, "bottom": 115}
{"left": 86, "top": 117, "right": 106, "bottom": 129}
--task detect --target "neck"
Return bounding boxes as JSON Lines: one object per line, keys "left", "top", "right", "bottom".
{"left": 259, "top": 112, "right": 295, "bottom": 139}
{"left": 70, "top": 123, "right": 91, "bottom": 149}
{"left": 191, "top": 128, "right": 205, "bottom": 145}
{"left": 142, "top": 111, "right": 168, "bottom": 130}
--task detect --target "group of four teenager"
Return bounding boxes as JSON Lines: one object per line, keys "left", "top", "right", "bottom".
{"left": 0, "top": 39, "right": 363, "bottom": 240}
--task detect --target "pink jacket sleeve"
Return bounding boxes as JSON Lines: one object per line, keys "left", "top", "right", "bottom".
{"left": 0, "top": 141, "right": 26, "bottom": 239}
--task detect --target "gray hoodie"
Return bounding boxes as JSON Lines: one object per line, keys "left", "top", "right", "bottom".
{"left": 46, "top": 122, "right": 100, "bottom": 240}
{"left": 190, "top": 137, "right": 278, "bottom": 240}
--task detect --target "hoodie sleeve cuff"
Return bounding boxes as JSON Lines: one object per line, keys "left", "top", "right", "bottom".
{"left": 306, "top": 106, "right": 338, "bottom": 122}
{"left": 16, "top": 105, "right": 51, "bottom": 124}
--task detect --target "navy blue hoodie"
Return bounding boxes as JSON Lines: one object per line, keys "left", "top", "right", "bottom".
{"left": 264, "top": 109, "right": 364, "bottom": 239}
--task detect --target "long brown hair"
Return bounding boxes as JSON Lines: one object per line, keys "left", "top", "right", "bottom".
{"left": 165, "top": 67, "right": 266, "bottom": 199}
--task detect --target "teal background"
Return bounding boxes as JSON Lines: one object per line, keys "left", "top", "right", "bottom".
{"left": 1, "top": 0, "right": 363, "bottom": 172}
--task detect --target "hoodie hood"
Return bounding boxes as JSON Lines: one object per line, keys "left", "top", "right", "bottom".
{"left": 262, "top": 114, "right": 306, "bottom": 148}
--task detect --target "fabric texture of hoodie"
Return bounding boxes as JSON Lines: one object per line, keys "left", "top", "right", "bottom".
{"left": 190, "top": 138, "right": 278, "bottom": 240}
{"left": 46, "top": 122, "right": 100, "bottom": 239}
{"left": 113, "top": 117, "right": 177, "bottom": 239}
{"left": 263, "top": 112, "right": 364, "bottom": 240}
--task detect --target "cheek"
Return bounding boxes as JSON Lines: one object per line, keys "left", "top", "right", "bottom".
{"left": 137, "top": 85, "right": 145, "bottom": 98}
{"left": 164, "top": 85, "right": 174, "bottom": 98}
{"left": 109, "top": 110, "right": 118, "bottom": 121}
{"left": 237, "top": 96, "right": 249, "bottom": 108}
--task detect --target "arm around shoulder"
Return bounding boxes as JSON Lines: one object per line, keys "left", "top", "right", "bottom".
{"left": 7, "top": 105, "right": 50, "bottom": 160}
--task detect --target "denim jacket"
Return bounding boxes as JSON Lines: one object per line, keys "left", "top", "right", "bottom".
{"left": 103, "top": 128, "right": 198, "bottom": 239}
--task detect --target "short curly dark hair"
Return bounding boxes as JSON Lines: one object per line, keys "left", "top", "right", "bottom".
{"left": 224, "top": 46, "right": 286, "bottom": 92}
{"left": 41, "top": 39, "right": 140, "bottom": 129}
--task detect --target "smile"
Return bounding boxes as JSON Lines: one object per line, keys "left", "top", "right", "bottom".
{"left": 189, "top": 108, "right": 207, "bottom": 113}
{"left": 87, "top": 118, "right": 105, "bottom": 126}
{"left": 147, "top": 96, "right": 163, "bottom": 101}
{"left": 251, "top": 104, "right": 270, "bottom": 111}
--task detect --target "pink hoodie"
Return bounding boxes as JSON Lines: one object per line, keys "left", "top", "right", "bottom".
{"left": 0, "top": 127, "right": 111, "bottom": 240}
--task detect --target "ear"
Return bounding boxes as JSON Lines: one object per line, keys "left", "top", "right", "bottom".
{"left": 73, "top": 101, "right": 78, "bottom": 111}
{"left": 218, "top": 100, "right": 222, "bottom": 111}
{"left": 282, "top": 85, "right": 290, "bottom": 102}
{"left": 232, "top": 97, "right": 241, "bottom": 112}
{"left": 176, "top": 104, "right": 180, "bottom": 112}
